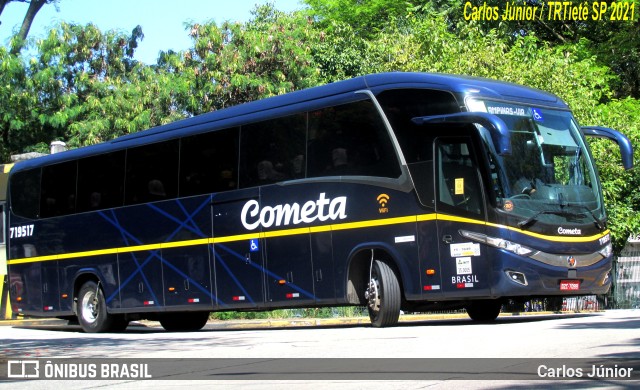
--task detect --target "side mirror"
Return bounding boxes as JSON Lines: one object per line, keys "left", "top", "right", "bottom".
{"left": 582, "top": 126, "right": 634, "bottom": 170}
{"left": 412, "top": 112, "right": 511, "bottom": 155}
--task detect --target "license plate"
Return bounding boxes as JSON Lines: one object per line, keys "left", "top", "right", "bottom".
{"left": 560, "top": 280, "right": 580, "bottom": 291}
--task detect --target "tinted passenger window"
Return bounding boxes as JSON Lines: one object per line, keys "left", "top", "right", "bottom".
{"left": 377, "top": 89, "right": 459, "bottom": 165}
{"left": 307, "top": 100, "right": 400, "bottom": 178}
{"left": 10, "top": 169, "right": 41, "bottom": 219}
{"left": 40, "top": 161, "right": 77, "bottom": 218}
{"left": 240, "top": 114, "right": 306, "bottom": 188}
{"left": 77, "top": 151, "right": 125, "bottom": 212}
{"left": 180, "top": 127, "right": 239, "bottom": 196}
{"left": 377, "top": 89, "right": 460, "bottom": 207}
{"left": 125, "top": 140, "right": 179, "bottom": 205}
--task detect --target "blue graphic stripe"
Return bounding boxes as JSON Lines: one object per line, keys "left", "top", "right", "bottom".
{"left": 95, "top": 194, "right": 316, "bottom": 308}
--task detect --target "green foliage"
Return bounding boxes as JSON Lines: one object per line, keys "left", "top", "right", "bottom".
{"left": 303, "top": 0, "right": 416, "bottom": 37}
{"left": 210, "top": 306, "right": 367, "bottom": 321}
{"left": 168, "top": 5, "right": 321, "bottom": 115}
{"left": 587, "top": 99, "right": 640, "bottom": 250}
{"left": 0, "top": 46, "right": 37, "bottom": 159}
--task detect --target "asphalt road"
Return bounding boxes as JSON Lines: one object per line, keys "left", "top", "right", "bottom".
{"left": 0, "top": 309, "right": 639, "bottom": 389}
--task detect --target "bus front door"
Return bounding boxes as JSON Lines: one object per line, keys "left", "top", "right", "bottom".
{"left": 435, "top": 136, "right": 492, "bottom": 297}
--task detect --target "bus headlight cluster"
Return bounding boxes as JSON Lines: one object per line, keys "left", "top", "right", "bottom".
{"left": 459, "top": 230, "right": 533, "bottom": 257}
{"left": 599, "top": 243, "right": 613, "bottom": 258}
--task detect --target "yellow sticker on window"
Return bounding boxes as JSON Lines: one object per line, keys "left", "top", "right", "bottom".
{"left": 455, "top": 178, "right": 464, "bottom": 195}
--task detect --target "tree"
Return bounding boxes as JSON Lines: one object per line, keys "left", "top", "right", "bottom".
{"left": 303, "top": 0, "right": 417, "bottom": 37}
{"left": 0, "top": 0, "right": 58, "bottom": 54}
{"left": 165, "top": 4, "right": 321, "bottom": 116}
{"left": 0, "top": 45, "right": 37, "bottom": 159}
{"left": 0, "top": 22, "right": 153, "bottom": 160}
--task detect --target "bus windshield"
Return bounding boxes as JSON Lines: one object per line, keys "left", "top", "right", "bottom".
{"left": 467, "top": 99, "right": 603, "bottom": 227}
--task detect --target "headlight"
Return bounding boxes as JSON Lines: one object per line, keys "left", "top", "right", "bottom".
{"left": 599, "top": 243, "right": 613, "bottom": 258}
{"left": 459, "top": 230, "right": 533, "bottom": 257}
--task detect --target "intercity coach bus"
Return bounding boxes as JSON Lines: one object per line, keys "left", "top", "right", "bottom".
{"left": 4, "top": 72, "right": 634, "bottom": 332}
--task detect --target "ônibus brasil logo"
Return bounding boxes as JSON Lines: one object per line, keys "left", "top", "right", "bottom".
{"left": 241, "top": 192, "right": 347, "bottom": 231}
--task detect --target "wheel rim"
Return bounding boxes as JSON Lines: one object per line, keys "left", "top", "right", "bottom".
{"left": 81, "top": 291, "right": 98, "bottom": 324}
{"left": 367, "top": 274, "right": 381, "bottom": 315}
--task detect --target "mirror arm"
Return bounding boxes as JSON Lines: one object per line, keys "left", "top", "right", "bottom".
{"left": 582, "top": 126, "right": 634, "bottom": 170}
{"left": 412, "top": 112, "right": 511, "bottom": 155}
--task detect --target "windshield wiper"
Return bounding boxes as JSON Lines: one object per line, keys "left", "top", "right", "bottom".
{"left": 518, "top": 206, "right": 604, "bottom": 230}
{"left": 517, "top": 210, "right": 576, "bottom": 229}
{"left": 565, "top": 203, "right": 605, "bottom": 230}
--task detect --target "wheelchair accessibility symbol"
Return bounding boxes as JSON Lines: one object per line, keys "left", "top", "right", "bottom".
{"left": 532, "top": 108, "right": 544, "bottom": 122}
{"left": 250, "top": 239, "right": 259, "bottom": 252}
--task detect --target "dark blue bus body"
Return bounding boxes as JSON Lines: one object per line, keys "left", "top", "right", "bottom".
{"left": 5, "top": 72, "right": 631, "bottom": 331}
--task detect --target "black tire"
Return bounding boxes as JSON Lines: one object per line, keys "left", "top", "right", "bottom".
{"left": 110, "top": 315, "right": 130, "bottom": 332}
{"left": 77, "top": 280, "right": 116, "bottom": 333}
{"left": 466, "top": 300, "right": 502, "bottom": 322}
{"left": 159, "top": 312, "right": 209, "bottom": 332}
{"left": 366, "top": 259, "right": 401, "bottom": 328}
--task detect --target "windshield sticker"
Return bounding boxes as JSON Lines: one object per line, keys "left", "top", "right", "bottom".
{"left": 532, "top": 108, "right": 544, "bottom": 122}
{"left": 450, "top": 242, "right": 481, "bottom": 257}
{"left": 503, "top": 200, "right": 514, "bottom": 212}
{"left": 455, "top": 178, "right": 464, "bottom": 195}
{"left": 486, "top": 105, "right": 527, "bottom": 117}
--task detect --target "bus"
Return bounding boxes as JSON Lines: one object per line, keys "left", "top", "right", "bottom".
{"left": 5, "top": 72, "right": 634, "bottom": 332}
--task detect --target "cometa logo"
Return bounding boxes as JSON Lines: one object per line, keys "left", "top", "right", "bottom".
{"left": 558, "top": 227, "right": 582, "bottom": 235}
{"left": 377, "top": 193, "right": 390, "bottom": 214}
{"left": 241, "top": 192, "right": 347, "bottom": 230}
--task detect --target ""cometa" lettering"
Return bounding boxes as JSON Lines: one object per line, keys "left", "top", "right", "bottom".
{"left": 558, "top": 227, "right": 582, "bottom": 235}
{"left": 241, "top": 193, "right": 347, "bottom": 230}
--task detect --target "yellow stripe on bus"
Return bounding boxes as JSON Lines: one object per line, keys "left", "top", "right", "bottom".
{"left": 434, "top": 214, "right": 610, "bottom": 243}
{"left": 6, "top": 212, "right": 610, "bottom": 265}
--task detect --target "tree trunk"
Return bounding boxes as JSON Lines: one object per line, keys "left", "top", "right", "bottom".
{"left": 10, "top": 0, "right": 47, "bottom": 55}
{"left": 0, "top": 0, "right": 11, "bottom": 23}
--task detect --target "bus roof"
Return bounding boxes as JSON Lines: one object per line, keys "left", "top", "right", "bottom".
{"left": 9, "top": 72, "right": 568, "bottom": 172}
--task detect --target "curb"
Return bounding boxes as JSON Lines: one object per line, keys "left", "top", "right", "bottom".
{"left": 202, "top": 311, "right": 566, "bottom": 329}
{"left": 0, "top": 318, "right": 68, "bottom": 327}
{"left": 0, "top": 311, "right": 596, "bottom": 330}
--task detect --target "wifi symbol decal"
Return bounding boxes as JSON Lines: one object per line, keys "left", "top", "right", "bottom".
{"left": 377, "top": 194, "right": 390, "bottom": 213}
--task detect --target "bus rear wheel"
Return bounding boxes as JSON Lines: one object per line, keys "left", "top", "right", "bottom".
{"left": 159, "top": 312, "right": 209, "bottom": 332}
{"left": 466, "top": 300, "right": 502, "bottom": 322}
{"left": 366, "top": 259, "right": 401, "bottom": 328}
{"left": 77, "top": 280, "right": 116, "bottom": 333}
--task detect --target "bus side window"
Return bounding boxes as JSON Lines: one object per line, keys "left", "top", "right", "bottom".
{"left": 307, "top": 100, "right": 400, "bottom": 179}
{"left": 77, "top": 151, "right": 126, "bottom": 212}
{"left": 9, "top": 169, "right": 41, "bottom": 219}
{"left": 40, "top": 161, "right": 77, "bottom": 218}
{"left": 180, "top": 127, "right": 239, "bottom": 196}
{"left": 125, "top": 140, "right": 179, "bottom": 205}
{"left": 239, "top": 113, "right": 306, "bottom": 188}
{"left": 376, "top": 88, "right": 460, "bottom": 207}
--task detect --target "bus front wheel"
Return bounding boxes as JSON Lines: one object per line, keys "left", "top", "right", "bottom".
{"left": 466, "top": 300, "right": 502, "bottom": 322}
{"left": 366, "top": 259, "right": 401, "bottom": 327}
{"left": 77, "top": 280, "right": 116, "bottom": 333}
{"left": 159, "top": 312, "right": 209, "bottom": 332}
